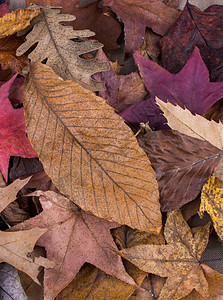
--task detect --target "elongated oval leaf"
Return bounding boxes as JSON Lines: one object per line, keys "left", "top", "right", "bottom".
{"left": 23, "top": 62, "right": 162, "bottom": 234}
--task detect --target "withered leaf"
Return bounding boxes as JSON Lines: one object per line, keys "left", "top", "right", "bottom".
{"left": 16, "top": 5, "right": 109, "bottom": 91}
{"left": 118, "top": 209, "right": 213, "bottom": 300}
{"left": 23, "top": 62, "right": 162, "bottom": 234}
{"left": 11, "top": 191, "right": 136, "bottom": 300}
{"left": 0, "top": 8, "right": 41, "bottom": 38}
{"left": 138, "top": 130, "right": 222, "bottom": 211}
{"left": 200, "top": 176, "right": 223, "bottom": 240}
{"left": 155, "top": 97, "right": 223, "bottom": 150}
{"left": 0, "top": 176, "right": 30, "bottom": 212}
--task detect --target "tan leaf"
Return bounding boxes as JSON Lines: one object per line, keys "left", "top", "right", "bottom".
{"left": 16, "top": 5, "right": 109, "bottom": 91}
{"left": 200, "top": 175, "right": 223, "bottom": 240}
{"left": 155, "top": 97, "right": 223, "bottom": 150}
{"left": 0, "top": 227, "right": 54, "bottom": 284}
{"left": 23, "top": 62, "right": 162, "bottom": 234}
{"left": 0, "top": 8, "right": 41, "bottom": 39}
{"left": 118, "top": 210, "right": 213, "bottom": 300}
{"left": 0, "top": 177, "right": 31, "bottom": 212}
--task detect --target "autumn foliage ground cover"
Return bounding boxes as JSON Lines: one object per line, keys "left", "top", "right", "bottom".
{"left": 0, "top": 0, "right": 222, "bottom": 299}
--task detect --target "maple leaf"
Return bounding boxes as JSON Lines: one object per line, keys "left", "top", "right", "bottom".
{"left": 160, "top": 3, "right": 223, "bottom": 82}
{"left": 134, "top": 47, "right": 223, "bottom": 115}
{"left": 16, "top": 5, "right": 109, "bottom": 91}
{"left": 25, "top": 0, "right": 121, "bottom": 50}
{"left": 0, "top": 35, "right": 29, "bottom": 74}
{"left": 0, "top": 8, "right": 41, "bottom": 38}
{"left": 103, "top": 0, "right": 180, "bottom": 52}
{"left": 0, "top": 2, "right": 10, "bottom": 17}
{"left": 23, "top": 62, "right": 162, "bottom": 234}
{"left": 0, "top": 75, "right": 37, "bottom": 181}
{"left": 155, "top": 97, "right": 223, "bottom": 150}
{"left": 200, "top": 159, "right": 223, "bottom": 241}
{"left": 94, "top": 49, "right": 148, "bottom": 112}
{"left": 11, "top": 190, "right": 136, "bottom": 299}
{"left": 138, "top": 130, "right": 222, "bottom": 211}
{"left": 118, "top": 209, "right": 215, "bottom": 300}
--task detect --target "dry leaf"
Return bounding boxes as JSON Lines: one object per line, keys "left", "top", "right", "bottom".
{"left": 0, "top": 8, "right": 41, "bottom": 38}
{"left": 23, "top": 62, "right": 162, "bottom": 234}
{"left": 0, "top": 228, "right": 54, "bottom": 284}
{"left": 200, "top": 176, "right": 223, "bottom": 240}
{"left": 11, "top": 190, "right": 136, "bottom": 299}
{"left": 118, "top": 210, "right": 213, "bottom": 300}
{"left": 155, "top": 97, "right": 223, "bottom": 150}
{"left": 16, "top": 5, "right": 109, "bottom": 91}
{"left": 0, "top": 177, "right": 31, "bottom": 212}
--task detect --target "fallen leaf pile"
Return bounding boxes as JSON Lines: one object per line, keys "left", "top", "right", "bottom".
{"left": 0, "top": 0, "right": 222, "bottom": 299}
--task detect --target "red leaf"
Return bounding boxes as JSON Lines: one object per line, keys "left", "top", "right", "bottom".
{"left": 134, "top": 47, "right": 223, "bottom": 115}
{"left": 160, "top": 3, "right": 223, "bottom": 82}
{"left": 12, "top": 191, "right": 136, "bottom": 299}
{"left": 0, "top": 76, "right": 37, "bottom": 181}
{"left": 0, "top": 2, "right": 10, "bottom": 17}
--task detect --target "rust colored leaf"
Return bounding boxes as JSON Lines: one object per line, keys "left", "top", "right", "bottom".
{"left": 0, "top": 8, "right": 41, "bottom": 39}
{"left": 23, "top": 62, "right": 162, "bottom": 234}
{"left": 0, "top": 177, "right": 30, "bottom": 213}
{"left": 138, "top": 130, "right": 222, "bottom": 211}
{"left": 200, "top": 176, "right": 223, "bottom": 240}
{"left": 25, "top": 0, "right": 121, "bottom": 50}
{"left": 103, "top": 0, "right": 180, "bottom": 52}
{"left": 17, "top": 5, "right": 109, "bottom": 91}
{"left": 118, "top": 210, "right": 213, "bottom": 300}
{"left": 0, "top": 35, "right": 29, "bottom": 74}
{"left": 160, "top": 3, "right": 223, "bottom": 82}
{"left": 12, "top": 190, "right": 136, "bottom": 299}
{"left": 155, "top": 97, "right": 223, "bottom": 150}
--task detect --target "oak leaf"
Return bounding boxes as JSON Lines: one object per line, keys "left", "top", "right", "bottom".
{"left": 25, "top": 0, "right": 121, "bottom": 50}
{"left": 0, "top": 176, "right": 30, "bottom": 212}
{"left": 134, "top": 47, "right": 223, "bottom": 115}
{"left": 138, "top": 130, "right": 222, "bottom": 211}
{"left": 11, "top": 190, "right": 136, "bottom": 300}
{"left": 103, "top": 0, "right": 180, "bottom": 52}
{"left": 16, "top": 5, "right": 109, "bottom": 91}
{"left": 0, "top": 35, "right": 29, "bottom": 74}
{"left": 155, "top": 97, "right": 223, "bottom": 150}
{"left": 0, "top": 8, "right": 41, "bottom": 39}
{"left": 118, "top": 209, "right": 213, "bottom": 300}
{"left": 23, "top": 62, "right": 162, "bottom": 233}
{"left": 200, "top": 175, "right": 223, "bottom": 241}
{"left": 160, "top": 3, "right": 223, "bottom": 82}
{"left": 0, "top": 75, "right": 37, "bottom": 181}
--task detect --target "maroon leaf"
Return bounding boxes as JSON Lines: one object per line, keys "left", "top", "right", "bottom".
{"left": 0, "top": 2, "right": 10, "bottom": 17}
{"left": 0, "top": 75, "right": 37, "bottom": 181}
{"left": 103, "top": 0, "right": 180, "bottom": 52}
{"left": 138, "top": 130, "right": 222, "bottom": 211}
{"left": 134, "top": 47, "right": 223, "bottom": 115}
{"left": 160, "top": 3, "right": 223, "bottom": 82}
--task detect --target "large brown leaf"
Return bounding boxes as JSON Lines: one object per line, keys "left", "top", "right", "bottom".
{"left": 0, "top": 8, "right": 41, "bottom": 38}
{"left": 23, "top": 62, "right": 162, "bottom": 234}
{"left": 16, "top": 5, "right": 109, "bottom": 91}
{"left": 11, "top": 190, "right": 136, "bottom": 299}
{"left": 118, "top": 209, "right": 214, "bottom": 300}
{"left": 138, "top": 130, "right": 222, "bottom": 211}
{"left": 25, "top": 0, "right": 121, "bottom": 50}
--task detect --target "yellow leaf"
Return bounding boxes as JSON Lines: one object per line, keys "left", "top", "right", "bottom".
{"left": 200, "top": 176, "right": 223, "bottom": 240}
{"left": 0, "top": 8, "right": 41, "bottom": 39}
{"left": 23, "top": 62, "right": 162, "bottom": 234}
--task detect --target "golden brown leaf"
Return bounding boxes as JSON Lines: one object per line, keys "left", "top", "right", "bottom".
{"left": 0, "top": 228, "right": 54, "bottom": 284}
{"left": 0, "top": 8, "right": 41, "bottom": 39}
{"left": 23, "top": 62, "right": 161, "bottom": 234}
{"left": 16, "top": 5, "right": 109, "bottom": 91}
{"left": 155, "top": 97, "right": 223, "bottom": 150}
{"left": 118, "top": 210, "right": 213, "bottom": 300}
{"left": 200, "top": 176, "right": 223, "bottom": 240}
{"left": 0, "top": 177, "right": 30, "bottom": 213}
